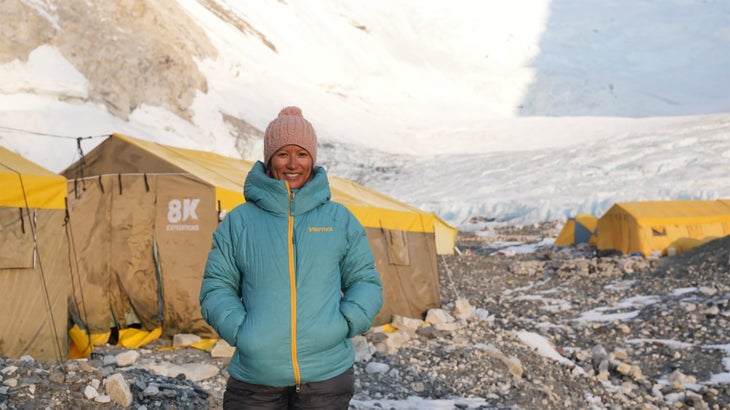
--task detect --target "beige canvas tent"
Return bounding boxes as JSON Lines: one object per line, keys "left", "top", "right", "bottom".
{"left": 597, "top": 199, "right": 730, "bottom": 257}
{"left": 61, "top": 133, "right": 456, "bottom": 341}
{"left": 0, "top": 146, "right": 69, "bottom": 360}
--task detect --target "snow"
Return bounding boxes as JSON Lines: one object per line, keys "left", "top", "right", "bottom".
{"left": 2, "top": 0, "right": 729, "bottom": 229}
{"left": 575, "top": 295, "right": 660, "bottom": 322}
{"left": 1, "top": 1, "right": 730, "bottom": 407}
{"left": 350, "top": 396, "right": 491, "bottom": 410}
{"left": 516, "top": 331, "right": 580, "bottom": 369}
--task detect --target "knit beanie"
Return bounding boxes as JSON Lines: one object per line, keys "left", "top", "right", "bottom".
{"left": 263, "top": 106, "right": 318, "bottom": 166}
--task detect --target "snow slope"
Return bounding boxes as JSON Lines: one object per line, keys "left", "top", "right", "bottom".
{"left": 1, "top": 0, "right": 729, "bottom": 228}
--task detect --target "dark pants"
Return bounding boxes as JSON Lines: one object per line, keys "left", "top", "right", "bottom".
{"left": 223, "top": 367, "right": 355, "bottom": 410}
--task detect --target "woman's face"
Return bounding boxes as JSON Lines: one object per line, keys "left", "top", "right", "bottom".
{"left": 269, "top": 144, "right": 313, "bottom": 189}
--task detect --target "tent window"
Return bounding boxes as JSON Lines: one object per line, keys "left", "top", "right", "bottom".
{"left": 386, "top": 229, "right": 411, "bottom": 266}
{"left": 0, "top": 208, "right": 35, "bottom": 269}
{"left": 651, "top": 226, "right": 667, "bottom": 236}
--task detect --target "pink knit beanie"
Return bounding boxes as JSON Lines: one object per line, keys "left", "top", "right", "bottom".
{"left": 263, "top": 106, "right": 317, "bottom": 166}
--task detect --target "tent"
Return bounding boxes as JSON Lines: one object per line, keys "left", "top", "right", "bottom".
{"left": 554, "top": 214, "right": 598, "bottom": 246}
{"left": 61, "top": 133, "right": 457, "bottom": 341}
{"left": 596, "top": 200, "right": 730, "bottom": 257}
{"left": 0, "top": 146, "right": 69, "bottom": 360}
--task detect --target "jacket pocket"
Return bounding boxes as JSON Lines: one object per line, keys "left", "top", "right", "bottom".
{"left": 234, "top": 317, "right": 263, "bottom": 358}
{"left": 300, "top": 308, "right": 350, "bottom": 353}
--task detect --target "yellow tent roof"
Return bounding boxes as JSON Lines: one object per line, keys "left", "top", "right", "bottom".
{"left": 611, "top": 200, "right": 730, "bottom": 225}
{"left": 115, "top": 133, "right": 457, "bottom": 253}
{"left": 0, "top": 145, "right": 67, "bottom": 210}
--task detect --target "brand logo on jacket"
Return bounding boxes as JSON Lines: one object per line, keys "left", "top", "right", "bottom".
{"left": 308, "top": 226, "right": 333, "bottom": 232}
{"left": 166, "top": 198, "right": 200, "bottom": 231}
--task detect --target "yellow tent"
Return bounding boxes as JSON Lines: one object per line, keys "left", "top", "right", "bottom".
{"left": 0, "top": 146, "right": 69, "bottom": 360}
{"left": 597, "top": 200, "right": 730, "bottom": 257}
{"left": 0, "top": 146, "right": 66, "bottom": 209}
{"left": 554, "top": 214, "right": 598, "bottom": 246}
{"left": 61, "top": 133, "right": 456, "bottom": 342}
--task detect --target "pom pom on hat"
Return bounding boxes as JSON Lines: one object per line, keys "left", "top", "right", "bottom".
{"left": 263, "top": 106, "right": 317, "bottom": 165}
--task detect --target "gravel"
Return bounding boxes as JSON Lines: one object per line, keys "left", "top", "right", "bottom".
{"left": 1, "top": 223, "right": 729, "bottom": 409}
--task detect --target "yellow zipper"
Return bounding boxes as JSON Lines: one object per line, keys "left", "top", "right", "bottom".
{"left": 287, "top": 184, "right": 301, "bottom": 387}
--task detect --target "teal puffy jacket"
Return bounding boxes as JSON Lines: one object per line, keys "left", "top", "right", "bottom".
{"left": 200, "top": 162, "right": 383, "bottom": 387}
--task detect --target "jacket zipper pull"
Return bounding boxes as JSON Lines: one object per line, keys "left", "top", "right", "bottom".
{"left": 295, "top": 384, "right": 301, "bottom": 393}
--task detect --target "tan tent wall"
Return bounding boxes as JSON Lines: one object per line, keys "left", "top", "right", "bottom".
{"left": 0, "top": 208, "right": 69, "bottom": 361}
{"left": 366, "top": 228, "right": 441, "bottom": 325}
{"left": 597, "top": 200, "right": 730, "bottom": 256}
{"left": 1, "top": 146, "right": 69, "bottom": 361}
{"left": 66, "top": 174, "right": 217, "bottom": 338}
{"left": 68, "top": 174, "right": 153, "bottom": 333}
{"left": 154, "top": 175, "right": 219, "bottom": 337}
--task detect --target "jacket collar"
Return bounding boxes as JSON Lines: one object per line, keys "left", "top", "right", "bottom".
{"left": 244, "top": 161, "right": 331, "bottom": 216}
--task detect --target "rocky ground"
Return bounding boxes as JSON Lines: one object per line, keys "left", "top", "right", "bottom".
{"left": 2, "top": 223, "right": 729, "bottom": 409}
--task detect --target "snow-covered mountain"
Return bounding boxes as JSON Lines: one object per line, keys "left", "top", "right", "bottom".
{"left": 1, "top": 0, "right": 729, "bottom": 228}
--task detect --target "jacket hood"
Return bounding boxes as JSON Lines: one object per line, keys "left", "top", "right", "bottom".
{"left": 244, "top": 161, "right": 331, "bottom": 216}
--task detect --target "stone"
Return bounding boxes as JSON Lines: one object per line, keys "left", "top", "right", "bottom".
{"left": 83, "top": 385, "right": 99, "bottom": 399}
{"left": 700, "top": 305, "right": 719, "bottom": 316}
{"left": 425, "top": 308, "right": 455, "bottom": 325}
{"left": 115, "top": 350, "right": 140, "bottom": 367}
{"left": 105, "top": 373, "right": 133, "bottom": 407}
{"left": 364, "top": 362, "right": 389, "bottom": 374}
{"left": 391, "top": 315, "right": 424, "bottom": 331}
{"left": 94, "top": 394, "right": 112, "bottom": 403}
{"left": 611, "top": 349, "right": 628, "bottom": 360}
{"left": 173, "top": 333, "right": 202, "bottom": 347}
{"left": 614, "top": 361, "right": 632, "bottom": 375}
{"left": 48, "top": 371, "right": 65, "bottom": 384}
{"left": 145, "top": 362, "right": 219, "bottom": 382}
{"left": 433, "top": 321, "right": 462, "bottom": 332}
{"left": 591, "top": 345, "right": 608, "bottom": 362}
{"left": 453, "top": 298, "right": 474, "bottom": 320}
{"left": 210, "top": 340, "right": 235, "bottom": 358}
{"left": 629, "top": 365, "right": 643, "bottom": 381}
{"left": 415, "top": 326, "right": 442, "bottom": 339}
{"left": 143, "top": 385, "right": 160, "bottom": 397}
{"left": 352, "top": 335, "right": 376, "bottom": 362}
{"left": 474, "top": 308, "right": 493, "bottom": 322}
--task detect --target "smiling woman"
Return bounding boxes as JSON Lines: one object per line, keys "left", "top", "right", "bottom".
{"left": 268, "top": 145, "right": 313, "bottom": 189}
{"left": 199, "top": 105, "right": 383, "bottom": 409}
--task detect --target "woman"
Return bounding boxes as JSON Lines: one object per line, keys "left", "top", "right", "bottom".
{"left": 200, "top": 106, "right": 383, "bottom": 409}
